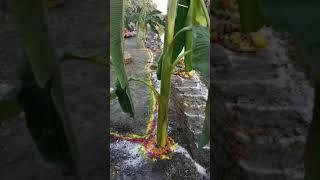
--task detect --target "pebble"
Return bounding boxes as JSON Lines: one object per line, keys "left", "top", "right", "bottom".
{"left": 0, "top": 128, "right": 11, "bottom": 136}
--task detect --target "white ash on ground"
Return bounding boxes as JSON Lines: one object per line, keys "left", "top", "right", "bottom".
{"left": 110, "top": 140, "right": 210, "bottom": 179}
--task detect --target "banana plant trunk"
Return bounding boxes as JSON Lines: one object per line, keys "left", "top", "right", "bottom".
{"left": 157, "top": 0, "right": 177, "bottom": 147}
{"left": 137, "top": 21, "right": 146, "bottom": 48}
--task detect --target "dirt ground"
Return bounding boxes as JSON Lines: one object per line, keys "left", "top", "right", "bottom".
{"left": 0, "top": 0, "right": 107, "bottom": 179}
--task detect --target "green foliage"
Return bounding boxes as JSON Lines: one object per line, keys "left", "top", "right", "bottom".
{"left": 156, "top": 52, "right": 164, "bottom": 80}
{"left": 114, "top": 0, "right": 210, "bottom": 148}
{"left": 191, "top": 26, "right": 210, "bottom": 79}
{"left": 157, "top": 0, "right": 179, "bottom": 147}
{"left": 157, "top": 0, "right": 210, "bottom": 147}
{"left": 115, "top": 80, "right": 134, "bottom": 116}
{"left": 146, "top": 9, "right": 166, "bottom": 34}
{"left": 9, "top": 0, "right": 58, "bottom": 88}
{"left": 125, "top": 0, "right": 165, "bottom": 37}
{"left": 184, "top": 0, "right": 209, "bottom": 71}
{"left": 239, "top": 0, "right": 265, "bottom": 33}
{"left": 111, "top": 0, "right": 135, "bottom": 117}
{"left": 171, "top": 0, "right": 190, "bottom": 62}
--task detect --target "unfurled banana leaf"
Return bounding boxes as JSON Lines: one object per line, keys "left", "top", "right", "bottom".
{"left": 167, "top": 24, "right": 210, "bottom": 148}
{"left": 256, "top": 1, "right": 320, "bottom": 179}
{"left": 159, "top": 24, "right": 210, "bottom": 80}
{"left": 191, "top": 25, "right": 210, "bottom": 148}
{"left": 184, "top": 0, "right": 208, "bottom": 71}
{"left": 191, "top": 26, "right": 210, "bottom": 79}
{"left": 146, "top": 9, "right": 165, "bottom": 34}
{"left": 148, "top": 20, "right": 160, "bottom": 35}
{"left": 192, "top": 0, "right": 208, "bottom": 26}
{"left": 111, "top": 0, "right": 135, "bottom": 117}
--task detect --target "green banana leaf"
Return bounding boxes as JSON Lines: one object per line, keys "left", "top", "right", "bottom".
{"left": 156, "top": 52, "right": 164, "bottom": 80}
{"left": 9, "top": 0, "right": 57, "bottom": 88}
{"left": 114, "top": 79, "right": 134, "bottom": 116}
{"left": 171, "top": 0, "right": 190, "bottom": 63}
{"left": 158, "top": 25, "right": 210, "bottom": 81}
{"left": 191, "top": 26, "right": 210, "bottom": 79}
{"left": 168, "top": 25, "right": 210, "bottom": 147}
{"left": 192, "top": 25, "right": 210, "bottom": 148}
{"left": 111, "top": 0, "right": 135, "bottom": 117}
{"left": 239, "top": 0, "right": 265, "bottom": 33}
{"left": 184, "top": 0, "right": 208, "bottom": 71}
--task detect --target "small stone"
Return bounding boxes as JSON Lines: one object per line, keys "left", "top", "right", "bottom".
{"left": 235, "top": 131, "right": 251, "bottom": 143}
{"left": 0, "top": 129, "right": 11, "bottom": 136}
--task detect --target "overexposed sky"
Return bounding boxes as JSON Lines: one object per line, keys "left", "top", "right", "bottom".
{"left": 152, "top": 0, "right": 168, "bottom": 14}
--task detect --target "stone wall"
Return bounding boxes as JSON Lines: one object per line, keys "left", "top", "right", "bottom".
{"left": 170, "top": 72, "right": 210, "bottom": 168}
{"left": 212, "top": 29, "right": 314, "bottom": 180}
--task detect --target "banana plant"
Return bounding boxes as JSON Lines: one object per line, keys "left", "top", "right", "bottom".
{"left": 125, "top": 0, "right": 165, "bottom": 47}
{"left": 111, "top": 0, "right": 210, "bottom": 149}
{"left": 240, "top": 0, "right": 320, "bottom": 179}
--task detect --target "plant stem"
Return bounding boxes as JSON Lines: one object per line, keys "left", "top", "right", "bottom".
{"left": 200, "top": 0, "right": 210, "bottom": 27}
{"left": 171, "top": 50, "right": 192, "bottom": 68}
{"left": 157, "top": 0, "right": 178, "bottom": 147}
{"left": 239, "top": 0, "right": 264, "bottom": 33}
